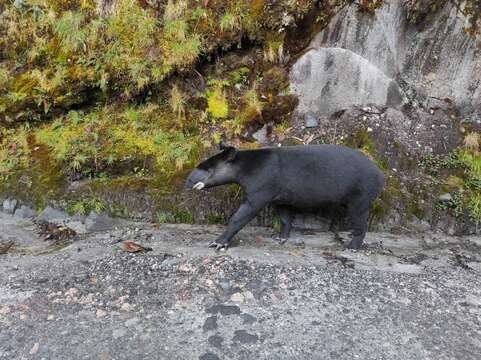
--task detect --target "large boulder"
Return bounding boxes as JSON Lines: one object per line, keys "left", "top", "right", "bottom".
{"left": 2, "top": 199, "right": 18, "bottom": 215}
{"left": 38, "top": 207, "right": 69, "bottom": 223}
{"left": 84, "top": 211, "right": 122, "bottom": 232}
{"left": 290, "top": 1, "right": 481, "bottom": 118}
{"left": 290, "top": 48, "right": 404, "bottom": 117}
{"left": 14, "top": 206, "right": 37, "bottom": 219}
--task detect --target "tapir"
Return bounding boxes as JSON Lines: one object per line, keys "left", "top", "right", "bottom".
{"left": 184, "top": 143, "right": 385, "bottom": 250}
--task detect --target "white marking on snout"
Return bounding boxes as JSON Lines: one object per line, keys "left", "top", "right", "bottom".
{"left": 193, "top": 181, "right": 205, "bottom": 190}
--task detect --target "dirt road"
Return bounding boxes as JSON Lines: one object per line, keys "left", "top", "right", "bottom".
{"left": 1, "top": 213, "right": 481, "bottom": 359}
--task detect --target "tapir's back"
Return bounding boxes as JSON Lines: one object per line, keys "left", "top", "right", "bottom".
{"left": 269, "top": 144, "right": 384, "bottom": 206}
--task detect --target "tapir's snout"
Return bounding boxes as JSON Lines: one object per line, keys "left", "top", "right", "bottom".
{"left": 184, "top": 168, "right": 209, "bottom": 191}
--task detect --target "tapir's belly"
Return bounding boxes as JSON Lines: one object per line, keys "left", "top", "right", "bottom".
{"left": 272, "top": 178, "right": 352, "bottom": 208}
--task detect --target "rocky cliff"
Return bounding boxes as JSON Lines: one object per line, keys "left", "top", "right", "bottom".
{"left": 287, "top": 1, "right": 481, "bottom": 235}
{"left": 1, "top": 0, "right": 480, "bottom": 236}
{"left": 291, "top": 1, "right": 481, "bottom": 118}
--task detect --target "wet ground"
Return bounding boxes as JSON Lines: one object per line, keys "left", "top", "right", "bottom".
{"left": 1, "top": 212, "right": 481, "bottom": 359}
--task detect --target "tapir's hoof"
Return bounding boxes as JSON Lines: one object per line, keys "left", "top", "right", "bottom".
{"left": 209, "top": 241, "right": 228, "bottom": 251}
{"left": 346, "top": 241, "right": 361, "bottom": 250}
{"left": 274, "top": 236, "right": 288, "bottom": 245}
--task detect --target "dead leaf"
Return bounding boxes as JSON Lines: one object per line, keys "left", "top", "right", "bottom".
{"left": 100, "top": 352, "right": 112, "bottom": 360}
{"left": 0, "top": 241, "right": 14, "bottom": 255}
{"left": 35, "top": 221, "right": 76, "bottom": 242}
{"left": 121, "top": 240, "right": 152, "bottom": 253}
{"left": 288, "top": 250, "right": 304, "bottom": 257}
{"left": 29, "top": 343, "right": 39, "bottom": 355}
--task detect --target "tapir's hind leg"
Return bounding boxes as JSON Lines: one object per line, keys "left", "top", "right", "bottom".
{"left": 329, "top": 216, "right": 344, "bottom": 244}
{"left": 346, "top": 199, "right": 370, "bottom": 250}
{"left": 274, "top": 205, "right": 293, "bottom": 244}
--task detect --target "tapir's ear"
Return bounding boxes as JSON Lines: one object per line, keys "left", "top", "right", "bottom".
{"left": 223, "top": 146, "right": 237, "bottom": 161}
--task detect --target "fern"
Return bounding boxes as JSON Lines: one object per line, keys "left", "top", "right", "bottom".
{"left": 54, "top": 11, "right": 86, "bottom": 53}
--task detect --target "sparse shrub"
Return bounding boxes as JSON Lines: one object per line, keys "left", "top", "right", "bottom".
{"left": 435, "top": 133, "right": 481, "bottom": 225}
{"left": 463, "top": 132, "right": 480, "bottom": 152}
{"left": 240, "top": 87, "right": 263, "bottom": 123}
{"left": 206, "top": 212, "right": 225, "bottom": 224}
{"left": 66, "top": 197, "right": 106, "bottom": 216}
{"left": 169, "top": 84, "right": 186, "bottom": 122}
{"left": 263, "top": 39, "right": 285, "bottom": 64}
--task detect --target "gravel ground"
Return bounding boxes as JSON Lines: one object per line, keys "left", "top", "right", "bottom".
{"left": 1, "top": 214, "right": 481, "bottom": 360}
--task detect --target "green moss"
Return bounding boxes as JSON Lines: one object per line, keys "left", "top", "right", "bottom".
{"left": 370, "top": 175, "right": 402, "bottom": 223}
{"left": 229, "top": 67, "right": 250, "bottom": 85}
{"left": 206, "top": 87, "right": 229, "bottom": 119}
{"left": 206, "top": 213, "right": 225, "bottom": 225}
{"left": 33, "top": 106, "right": 202, "bottom": 180}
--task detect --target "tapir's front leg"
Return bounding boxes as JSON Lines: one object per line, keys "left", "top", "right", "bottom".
{"left": 209, "top": 199, "right": 267, "bottom": 250}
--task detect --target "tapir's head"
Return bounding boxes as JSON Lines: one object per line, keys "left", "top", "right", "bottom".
{"left": 184, "top": 142, "right": 238, "bottom": 191}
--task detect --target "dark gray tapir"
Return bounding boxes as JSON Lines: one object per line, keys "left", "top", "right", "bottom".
{"left": 185, "top": 143, "right": 385, "bottom": 250}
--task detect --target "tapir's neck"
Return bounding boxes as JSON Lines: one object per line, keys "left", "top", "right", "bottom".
{"left": 231, "top": 148, "right": 277, "bottom": 189}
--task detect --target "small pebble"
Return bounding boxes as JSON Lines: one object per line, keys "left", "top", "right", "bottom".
{"left": 96, "top": 309, "right": 108, "bottom": 318}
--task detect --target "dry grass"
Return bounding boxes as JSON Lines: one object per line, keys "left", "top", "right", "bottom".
{"left": 464, "top": 132, "right": 480, "bottom": 153}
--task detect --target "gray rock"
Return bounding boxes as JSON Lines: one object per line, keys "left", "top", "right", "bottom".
{"left": 426, "top": 97, "right": 454, "bottom": 112}
{"left": 2, "top": 199, "right": 18, "bottom": 215}
{"left": 163, "top": 257, "right": 182, "bottom": 267}
{"left": 38, "top": 207, "right": 68, "bottom": 223}
{"left": 304, "top": 114, "right": 319, "bottom": 128}
{"left": 203, "top": 316, "right": 218, "bottom": 332}
{"left": 66, "top": 221, "right": 87, "bottom": 235}
{"left": 112, "top": 328, "right": 126, "bottom": 339}
{"left": 241, "top": 313, "right": 257, "bottom": 325}
{"left": 13, "top": 206, "right": 36, "bottom": 219}
{"left": 439, "top": 193, "right": 453, "bottom": 202}
{"left": 199, "top": 352, "right": 220, "bottom": 360}
{"left": 124, "top": 317, "right": 140, "bottom": 327}
{"left": 84, "top": 212, "right": 120, "bottom": 232}
{"left": 232, "top": 330, "right": 258, "bottom": 344}
{"left": 252, "top": 125, "right": 268, "bottom": 145}
{"left": 411, "top": 220, "right": 431, "bottom": 233}
{"left": 205, "top": 304, "right": 240, "bottom": 316}
{"left": 208, "top": 335, "right": 223, "bottom": 349}
{"left": 219, "top": 280, "right": 231, "bottom": 292}
{"left": 290, "top": 47, "right": 404, "bottom": 117}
